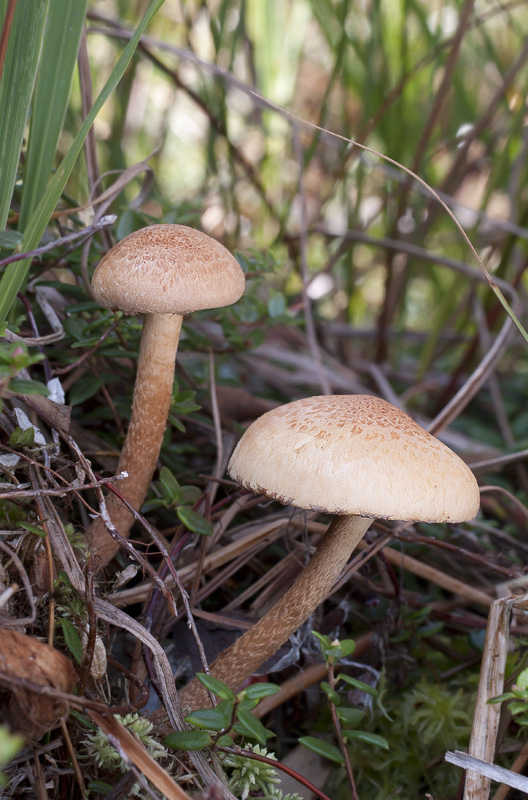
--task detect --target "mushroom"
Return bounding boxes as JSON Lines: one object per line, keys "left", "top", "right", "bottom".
{"left": 89, "top": 224, "right": 245, "bottom": 567}
{"left": 179, "top": 394, "right": 480, "bottom": 711}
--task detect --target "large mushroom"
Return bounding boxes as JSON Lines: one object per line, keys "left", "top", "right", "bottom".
{"left": 179, "top": 394, "right": 480, "bottom": 711}
{"left": 89, "top": 224, "right": 245, "bottom": 567}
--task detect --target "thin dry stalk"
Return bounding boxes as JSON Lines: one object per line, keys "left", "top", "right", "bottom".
{"left": 463, "top": 593, "right": 528, "bottom": 799}
{"left": 109, "top": 517, "right": 295, "bottom": 607}
{"left": 88, "top": 711, "right": 195, "bottom": 800}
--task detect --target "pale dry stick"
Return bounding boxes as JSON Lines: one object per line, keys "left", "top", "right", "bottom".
{"left": 88, "top": 711, "right": 193, "bottom": 800}
{"left": 428, "top": 314, "right": 517, "bottom": 436}
{"left": 60, "top": 719, "right": 87, "bottom": 800}
{"left": 470, "top": 448, "right": 528, "bottom": 472}
{"left": 492, "top": 740, "right": 528, "bottom": 800}
{"left": 205, "top": 349, "right": 224, "bottom": 508}
{"left": 3, "top": 328, "right": 63, "bottom": 346}
{"left": 210, "top": 492, "right": 252, "bottom": 547}
{"left": 224, "top": 552, "right": 299, "bottom": 614}
{"left": 182, "top": 537, "right": 290, "bottom": 623}
{"left": 0, "top": 215, "right": 116, "bottom": 272}
{"left": 463, "top": 594, "right": 528, "bottom": 800}
{"left": 472, "top": 299, "right": 528, "bottom": 495}
{"left": 447, "top": 752, "right": 528, "bottom": 794}
{"left": 479, "top": 484, "right": 528, "bottom": 521}
{"left": 108, "top": 517, "right": 295, "bottom": 607}
{"left": 364, "top": 541, "right": 493, "bottom": 608}
{"left": 0, "top": 475, "right": 125, "bottom": 500}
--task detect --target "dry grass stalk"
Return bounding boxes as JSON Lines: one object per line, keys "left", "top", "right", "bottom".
{"left": 463, "top": 593, "right": 528, "bottom": 799}
{"left": 108, "top": 517, "right": 295, "bottom": 607}
{"left": 303, "top": 520, "right": 494, "bottom": 608}
{"left": 447, "top": 751, "right": 528, "bottom": 794}
{"left": 88, "top": 710, "right": 195, "bottom": 800}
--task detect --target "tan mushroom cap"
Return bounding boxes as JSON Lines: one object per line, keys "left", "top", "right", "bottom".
{"left": 91, "top": 224, "right": 245, "bottom": 315}
{"left": 228, "top": 395, "right": 480, "bottom": 523}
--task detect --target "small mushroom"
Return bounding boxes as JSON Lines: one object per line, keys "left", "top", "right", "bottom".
{"left": 90, "top": 224, "right": 245, "bottom": 567}
{"left": 179, "top": 394, "right": 480, "bottom": 711}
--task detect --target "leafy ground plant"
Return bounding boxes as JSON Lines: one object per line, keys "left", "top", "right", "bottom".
{"left": 2, "top": 1, "right": 528, "bottom": 798}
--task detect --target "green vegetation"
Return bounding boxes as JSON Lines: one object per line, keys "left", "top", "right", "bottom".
{"left": 1, "top": 1, "right": 528, "bottom": 798}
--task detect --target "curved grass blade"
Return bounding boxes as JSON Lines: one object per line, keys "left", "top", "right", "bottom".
{"left": 0, "top": 0, "right": 49, "bottom": 229}
{"left": 0, "top": 0, "right": 165, "bottom": 323}
{"left": 18, "top": 0, "right": 87, "bottom": 230}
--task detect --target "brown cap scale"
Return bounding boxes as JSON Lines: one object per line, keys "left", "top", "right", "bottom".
{"left": 90, "top": 224, "right": 245, "bottom": 567}
{"left": 179, "top": 395, "right": 480, "bottom": 711}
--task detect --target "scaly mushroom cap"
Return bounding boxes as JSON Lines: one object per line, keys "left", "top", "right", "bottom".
{"left": 228, "top": 395, "right": 480, "bottom": 523}
{"left": 91, "top": 224, "right": 245, "bottom": 315}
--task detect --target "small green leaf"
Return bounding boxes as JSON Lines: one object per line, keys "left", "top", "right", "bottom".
{"left": 336, "top": 707, "right": 364, "bottom": 727}
{"left": 320, "top": 682, "right": 340, "bottom": 705}
{"left": 337, "top": 639, "right": 356, "bottom": 657}
{"left": 69, "top": 377, "right": 103, "bottom": 406}
{"left": 0, "top": 725, "right": 24, "bottom": 766}
{"left": 0, "top": 231, "right": 23, "bottom": 248}
{"left": 216, "top": 734, "right": 234, "bottom": 747}
{"left": 19, "top": 521, "right": 47, "bottom": 538}
{"left": 59, "top": 618, "right": 83, "bottom": 666}
{"left": 235, "top": 707, "right": 270, "bottom": 746}
{"left": 9, "top": 426, "right": 35, "bottom": 447}
{"left": 342, "top": 730, "right": 390, "bottom": 750}
{"left": 238, "top": 683, "right": 281, "bottom": 702}
{"left": 267, "top": 291, "right": 287, "bottom": 318}
{"left": 299, "top": 736, "right": 345, "bottom": 764}
{"left": 163, "top": 730, "right": 212, "bottom": 751}
{"left": 184, "top": 708, "right": 230, "bottom": 731}
{"left": 488, "top": 693, "right": 514, "bottom": 704}
{"left": 9, "top": 379, "right": 49, "bottom": 397}
{"left": 337, "top": 674, "right": 378, "bottom": 696}
{"left": 179, "top": 485, "right": 202, "bottom": 505}
{"left": 87, "top": 781, "right": 113, "bottom": 794}
{"left": 417, "top": 622, "right": 444, "bottom": 637}
{"left": 312, "top": 631, "right": 332, "bottom": 650}
{"left": 197, "top": 673, "right": 236, "bottom": 702}
{"left": 517, "top": 668, "right": 528, "bottom": 691}
{"left": 177, "top": 506, "right": 213, "bottom": 536}
{"left": 159, "top": 467, "right": 182, "bottom": 503}
{"left": 508, "top": 701, "right": 528, "bottom": 716}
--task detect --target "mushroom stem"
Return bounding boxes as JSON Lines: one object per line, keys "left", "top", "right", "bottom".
{"left": 178, "top": 514, "right": 373, "bottom": 713}
{"left": 90, "top": 313, "right": 183, "bottom": 566}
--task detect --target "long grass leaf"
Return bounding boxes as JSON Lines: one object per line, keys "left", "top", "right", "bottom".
{"left": 0, "top": 0, "right": 49, "bottom": 229}
{"left": 0, "top": 0, "right": 165, "bottom": 323}
{"left": 18, "top": 0, "right": 88, "bottom": 230}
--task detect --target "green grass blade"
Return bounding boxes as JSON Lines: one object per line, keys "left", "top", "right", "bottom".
{"left": 18, "top": 0, "right": 88, "bottom": 230}
{"left": 0, "top": 0, "right": 165, "bottom": 323}
{"left": 0, "top": 0, "right": 49, "bottom": 229}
